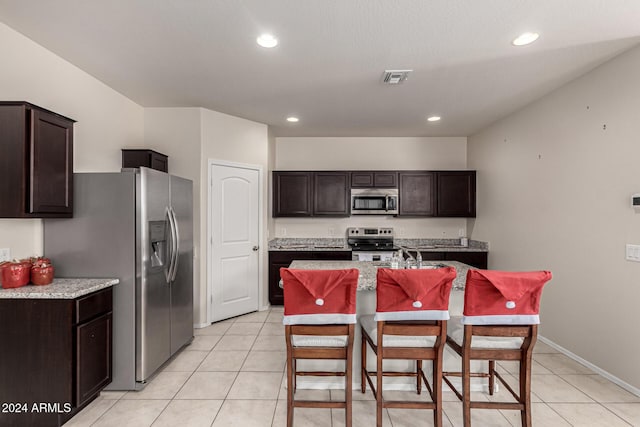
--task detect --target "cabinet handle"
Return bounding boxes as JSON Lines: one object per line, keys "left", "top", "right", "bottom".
{"left": 252, "top": 246, "right": 259, "bottom": 251}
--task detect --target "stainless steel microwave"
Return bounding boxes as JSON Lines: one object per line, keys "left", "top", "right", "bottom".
{"left": 350, "top": 188, "right": 399, "bottom": 215}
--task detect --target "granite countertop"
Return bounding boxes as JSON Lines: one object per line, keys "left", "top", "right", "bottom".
{"left": 0, "top": 278, "right": 119, "bottom": 299}
{"left": 287, "top": 260, "right": 470, "bottom": 291}
{"left": 269, "top": 238, "right": 487, "bottom": 252}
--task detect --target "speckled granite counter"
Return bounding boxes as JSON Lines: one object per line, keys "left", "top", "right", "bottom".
{"left": 269, "top": 238, "right": 350, "bottom": 251}
{"left": 0, "top": 278, "right": 119, "bottom": 299}
{"left": 288, "top": 260, "right": 470, "bottom": 291}
{"left": 269, "top": 237, "right": 487, "bottom": 252}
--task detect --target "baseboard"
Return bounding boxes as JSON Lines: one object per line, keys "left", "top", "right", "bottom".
{"left": 193, "top": 322, "right": 210, "bottom": 329}
{"left": 538, "top": 335, "right": 640, "bottom": 397}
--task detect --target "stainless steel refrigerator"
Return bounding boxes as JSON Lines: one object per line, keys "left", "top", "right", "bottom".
{"left": 43, "top": 167, "right": 193, "bottom": 390}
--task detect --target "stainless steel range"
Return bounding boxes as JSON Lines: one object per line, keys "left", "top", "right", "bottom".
{"left": 347, "top": 227, "right": 396, "bottom": 261}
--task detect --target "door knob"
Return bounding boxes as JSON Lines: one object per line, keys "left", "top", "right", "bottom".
{"left": 252, "top": 246, "right": 259, "bottom": 251}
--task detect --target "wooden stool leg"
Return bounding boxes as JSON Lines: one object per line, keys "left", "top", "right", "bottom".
{"left": 520, "top": 353, "right": 533, "bottom": 427}
{"left": 345, "top": 324, "right": 354, "bottom": 427}
{"left": 293, "top": 359, "right": 297, "bottom": 393}
{"left": 361, "top": 332, "right": 366, "bottom": 393}
{"left": 462, "top": 326, "right": 472, "bottom": 427}
{"left": 434, "top": 351, "right": 443, "bottom": 427}
{"left": 417, "top": 359, "right": 422, "bottom": 394}
{"left": 376, "top": 346, "right": 383, "bottom": 427}
{"left": 488, "top": 360, "right": 495, "bottom": 395}
{"left": 287, "top": 354, "right": 296, "bottom": 427}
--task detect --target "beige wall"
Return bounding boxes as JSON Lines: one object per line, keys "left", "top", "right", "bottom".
{"left": 273, "top": 137, "right": 469, "bottom": 238}
{"left": 468, "top": 45, "right": 640, "bottom": 390}
{"left": 143, "top": 108, "right": 203, "bottom": 321}
{"left": 0, "top": 22, "right": 144, "bottom": 259}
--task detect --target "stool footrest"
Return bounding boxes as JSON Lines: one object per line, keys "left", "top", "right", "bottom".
{"left": 296, "top": 371, "right": 346, "bottom": 377}
{"left": 384, "top": 401, "right": 436, "bottom": 410}
{"left": 293, "top": 400, "right": 346, "bottom": 409}
{"left": 470, "top": 401, "right": 524, "bottom": 410}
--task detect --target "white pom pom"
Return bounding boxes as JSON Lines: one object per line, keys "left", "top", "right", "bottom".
{"left": 506, "top": 301, "right": 516, "bottom": 309}
{"left": 412, "top": 301, "right": 422, "bottom": 308}
{"left": 315, "top": 298, "right": 324, "bottom": 306}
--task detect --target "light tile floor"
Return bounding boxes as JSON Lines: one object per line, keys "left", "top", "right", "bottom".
{"left": 66, "top": 307, "right": 640, "bottom": 426}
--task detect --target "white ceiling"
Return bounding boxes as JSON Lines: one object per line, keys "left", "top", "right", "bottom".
{"left": 1, "top": 0, "right": 639, "bottom": 137}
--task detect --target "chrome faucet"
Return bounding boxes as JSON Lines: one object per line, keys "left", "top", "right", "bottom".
{"left": 396, "top": 246, "right": 416, "bottom": 262}
{"left": 397, "top": 246, "right": 423, "bottom": 268}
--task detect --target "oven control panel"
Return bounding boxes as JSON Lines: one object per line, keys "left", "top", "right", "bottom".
{"left": 346, "top": 227, "right": 394, "bottom": 237}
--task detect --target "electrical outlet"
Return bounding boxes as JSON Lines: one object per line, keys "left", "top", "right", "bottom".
{"left": 0, "top": 248, "right": 10, "bottom": 262}
{"left": 458, "top": 229, "right": 464, "bottom": 237}
{"left": 626, "top": 244, "right": 640, "bottom": 262}
{"left": 281, "top": 227, "right": 287, "bottom": 237}
{"left": 328, "top": 227, "right": 336, "bottom": 237}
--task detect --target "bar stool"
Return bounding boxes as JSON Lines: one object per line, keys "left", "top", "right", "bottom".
{"left": 281, "top": 268, "right": 359, "bottom": 427}
{"left": 360, "top": 267, "right": 457, "bottom": 427}
{"left": 443, "top": 269, "right": 552, "bottom": 427}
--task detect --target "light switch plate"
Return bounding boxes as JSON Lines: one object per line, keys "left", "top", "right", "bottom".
{"left": 0, "top": 248, "right": 10, "bottom": 262}
{"left": 625, "top": 244, "right": 640, "bottom": 262}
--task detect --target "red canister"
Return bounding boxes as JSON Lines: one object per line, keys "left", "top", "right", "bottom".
{"left": 0, "top": 261, "right": 31, "bottom": 288}
{"left": 31, "top": 264, "right": 55, "bottom": 286}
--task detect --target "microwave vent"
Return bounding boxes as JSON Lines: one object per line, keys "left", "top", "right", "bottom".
{"left": 382, "top": 70, "right": 412, "bottom": 85}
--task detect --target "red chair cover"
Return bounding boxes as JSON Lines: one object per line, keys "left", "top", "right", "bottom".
{"left": 281, "top": 268, "right": 359, "bottom": 325}
{"left": 375, "top": 267, "right": 456, "bottom": 321}
{"left": 463, "top": 269, "right": 552, "bottom": 325}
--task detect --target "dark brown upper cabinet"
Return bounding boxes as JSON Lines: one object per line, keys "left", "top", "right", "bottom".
{"left": 273, "top": 171, "right": 350, "bottom": 217}
{"left": 398, "top": 171, "right": 436, "bottom": 216}
{"left": 273, "top": 172, "right": 313, "bottom": 217}
{"left": 313, "top": 172, "right": 350, "bottom": 216}
{"left": 351, "top": 171, "right": 398, "bottom": 188}
{"left": 0, "top": 102, "right": 75, "bottom": 218}
{"left": 435, "top": 171, "right": 476, "bottom": 217}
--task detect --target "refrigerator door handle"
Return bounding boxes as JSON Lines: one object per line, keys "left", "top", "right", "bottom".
{"left": 169, "top": 206, "right": 180, "bottom": 282}
{"left": 164, "top": 208, "right": 174, "bottom": 283}
{"left": 166, "top": 206, "right": 178, "bottom": 283}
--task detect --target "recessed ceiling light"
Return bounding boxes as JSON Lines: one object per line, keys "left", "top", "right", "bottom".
{"left": 512, "top": 32, "right": 539, "bottom": 46}
{"left": 286, "top": 116, "right": 299, "bottom": 123}
{"left": 257, "top": 34, "right": 278, "bottom": 48}
{"left": 427, "top": 116, "right": 441, "bottom": 122}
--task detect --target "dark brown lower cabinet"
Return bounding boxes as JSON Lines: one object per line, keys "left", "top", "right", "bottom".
{"left": 269, "top": 251, "right": 352, "bottom": 305}
{"left": 416, "top": 251, "right": 488, "bottom": 269}
{"left": 0, "top": 288, "right": 112, "bottom": 427}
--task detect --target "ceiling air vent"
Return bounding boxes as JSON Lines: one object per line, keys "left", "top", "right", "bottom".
{"left": 382, "top": 69, "right": 412, "bottom": 85}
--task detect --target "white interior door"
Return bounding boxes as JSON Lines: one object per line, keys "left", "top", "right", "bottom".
{"left": 209, "top": 163, "right": 260, "bottom": 322}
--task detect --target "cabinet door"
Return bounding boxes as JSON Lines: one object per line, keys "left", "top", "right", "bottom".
{"left": 30, "top": 108, "right": 74, "bottom": 215}
{"left": 445, "top": 252, "right": 487, "bottom": 269}
{"left": 418, "top": 251, "right": 446, "bottom": 261}
{"left": 76, "top": 312, "right": 112, "bottom": 407}
{"left": 313, "top": 172, "right": 350, "bottom": 216}
{"left": 373, "top": 172, "right": 397, "bottom": 188}
{"left": 313, "top": 251, "right": 352, "bottom": 261}
{"left": 436, "top": 171, "right": 476, "bottom": 217}
{"left": 351, "top": 171, "right": 397, "bottom": 188}
{"left": 269, "top": 251, "right": 316, "bottom": 305}
{"left": 273, "top": 172, "right": 313, "bottom": 217}
{"left": 269, "top": 261, "right": 289, "bottom": 305}
{"left": 351, "top": 172, "right": 374, "bottom": 187}
{"left": 398, "top": 172, "right": 435, "bottom": 216}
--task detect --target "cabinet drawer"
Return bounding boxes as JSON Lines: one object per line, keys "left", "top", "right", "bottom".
{"left": 75, "top": 288, "right": 113, "bottom": 324}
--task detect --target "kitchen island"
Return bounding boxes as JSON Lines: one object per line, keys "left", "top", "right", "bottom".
{"left": 0, "top": 278, "right": 118, "bottom": 427}
{"left": 285, "top": 260, "right": 472, "bottom": 391}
